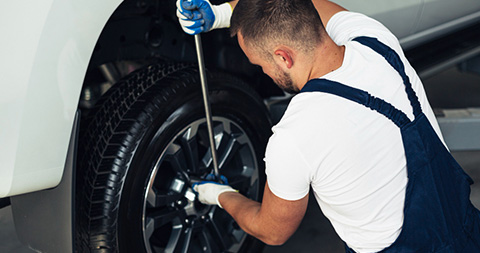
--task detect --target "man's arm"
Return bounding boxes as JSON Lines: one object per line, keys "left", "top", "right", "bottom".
{"left": 311, "top": 0, "right": 347, "bottom": 26}
{"left": 227, "top": 0, "right": 347, "bottom": 26}
{"left": 218, "top": 182, "right": 308, "bottom": 245}
{"left": 228, "top": 0, "right": 238, "bottom": 9}
{"left": 177, "top": 0, "right": 347, "bottom": 34}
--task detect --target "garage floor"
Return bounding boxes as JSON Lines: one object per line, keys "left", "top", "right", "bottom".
{"left": 1, "top": 67, "right": 479, "bottom": 253}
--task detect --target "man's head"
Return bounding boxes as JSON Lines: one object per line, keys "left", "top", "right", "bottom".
{"left": 230, "top": 0, "right": 325, "bottom": 93}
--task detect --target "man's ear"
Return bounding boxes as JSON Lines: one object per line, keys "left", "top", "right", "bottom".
{"left": 274, "top": 47, "right": 294, "bottom": 69}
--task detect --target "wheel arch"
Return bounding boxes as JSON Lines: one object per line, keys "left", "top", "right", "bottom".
{"left": 8, "top": 1, "right": 123, "bottom": 252}
{"left": 1, "top": 0, "right": 123, "bottom": 198}
{"left": 80, "top": 0, "right": 284, "bottom": 113}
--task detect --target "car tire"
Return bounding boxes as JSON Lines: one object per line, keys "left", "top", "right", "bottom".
{"left": 76, "top": 62, "right": 271, "bottom": 253}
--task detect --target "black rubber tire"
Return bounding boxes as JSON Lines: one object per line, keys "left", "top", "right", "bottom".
{"left": 76, "top": 62, "right": 271, "bottom": 253}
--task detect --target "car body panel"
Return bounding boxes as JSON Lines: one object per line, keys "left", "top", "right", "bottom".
{"left": 331, "top": 0, "right": 423, "bottom": 42}
{"left": 2, "top": 0, "right": 480, "bottom": 198}
{"left": 0, "top": 0, "right": 122, "bottom": 197}
{"left": 331, "top": 0, "right": 480, "bottom": 49}
{"left": 405, "top": 0, "right": 480, "bottom": 48}
{"left": 416, "top": 0, "right": 480, "bottom": 33}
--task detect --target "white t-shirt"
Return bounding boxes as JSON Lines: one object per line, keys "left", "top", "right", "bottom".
{"left": 264, "top": 11, "right": 444, "bottom": 252}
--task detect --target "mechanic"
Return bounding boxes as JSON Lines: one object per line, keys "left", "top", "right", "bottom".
{"left": 177, "top": 0, "right": 480, "bottom": 252}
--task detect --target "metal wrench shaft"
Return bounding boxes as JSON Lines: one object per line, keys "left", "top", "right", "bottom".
{"left": 194, "top": 34, "right": 221, "bottom": 179}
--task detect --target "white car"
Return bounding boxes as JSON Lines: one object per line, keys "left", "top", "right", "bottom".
{"left": 1, "top": 0, "right": 480, "bottom": 252}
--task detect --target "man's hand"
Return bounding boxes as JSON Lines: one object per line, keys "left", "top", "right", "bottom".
{"left": 176, "top": 0, "right": 233, "bottom": 35}
{"left": 192, "top": 175, "right": 237, "bottom": 208}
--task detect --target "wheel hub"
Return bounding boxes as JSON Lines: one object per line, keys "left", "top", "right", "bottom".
{"left": 182, "top": 187, "right": 212, "bottom": 218}
{"left": 141, "top": 117, "right": 260, "bottom": 253}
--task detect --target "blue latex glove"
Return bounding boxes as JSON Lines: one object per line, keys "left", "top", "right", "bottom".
{"left": 176, "top": 0, "right": 233, "bottom": 35}
{"left": 192, "top": 174, "right": 238, "bottom": 208}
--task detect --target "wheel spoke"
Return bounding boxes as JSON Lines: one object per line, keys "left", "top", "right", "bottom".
{"left": 201, "top": 133, "right": 244, "bottom": 172}
{"left": 200, "top": 123, "right": 226, "bottom": 170}
{"left": 218, "top": 119, "right": 249, "bottom": 145}
{"left": 165, "top": 144, "right": 190, "bottom": 181}
{"left": 217, "top": 135, "right": 241, "bottom": 170}
{"left": 180, "top": 128, "right": 201, "bottom": 173}
{"left": 147, "top": 187, "right": 183, "bottom": 208}
{"left": 201, "top": 148, "right": 213, "bottom": 169}
{"left": 145, "top": 209, "right": 184, "bottom": 250}
{"left": 147, "top": 208, "right": 184, "bottom": 232}
{"left": 173, "top": 224, "right": 194, "bottom": 253}
{"left": 199, "top": 230, "right": 214, "bottom": 253}
{"left": 205, "top": 216, "right": 228, "bottom": 251}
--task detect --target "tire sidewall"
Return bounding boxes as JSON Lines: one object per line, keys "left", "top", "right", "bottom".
{"left": 117, "top": 69, "right": 270, "bottom": 252}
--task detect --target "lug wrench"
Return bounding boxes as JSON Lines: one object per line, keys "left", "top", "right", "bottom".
{"left": 194, "top": 34, "right": 221, "bottom": 182}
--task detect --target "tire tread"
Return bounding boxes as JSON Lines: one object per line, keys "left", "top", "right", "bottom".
{"left": 76, "top": 62, "right": 270, "bottom": 252}
{"left": 77, "top": 63, "right": 190, "bottom": 252}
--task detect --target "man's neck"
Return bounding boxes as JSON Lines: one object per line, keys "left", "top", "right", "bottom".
{"left": 298, "top": 37, "right": 345, "bottom": 90}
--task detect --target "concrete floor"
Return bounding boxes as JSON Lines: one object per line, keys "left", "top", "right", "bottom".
{"left": 1, "top": 67, "right": 479, "bottom": 253}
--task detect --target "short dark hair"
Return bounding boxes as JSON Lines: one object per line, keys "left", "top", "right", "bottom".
{"left": 230, "top": 0, "right": 325, "bottom": 55}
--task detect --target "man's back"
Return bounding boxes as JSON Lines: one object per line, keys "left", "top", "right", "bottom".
{"left": 264, "top": 11, "right": 444, "bottom": 252}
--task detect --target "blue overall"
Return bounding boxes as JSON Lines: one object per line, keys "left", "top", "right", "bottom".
{"left": 300, "top": 37, "right": 480, "bottom": 252}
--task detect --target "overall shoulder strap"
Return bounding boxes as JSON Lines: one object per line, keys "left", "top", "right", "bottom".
{"left": 300, "top": 36, "right": 424, "bottom": 128}
{"left": 301, "top": 79, "right": 411, "bottom": 128}
{"left": 353, "top": 36, "right": 423, "bottom": 118}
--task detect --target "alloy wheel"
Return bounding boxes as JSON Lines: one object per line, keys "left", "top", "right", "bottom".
{"left": 142, "top": 117, "right": 260, "bottom": 253}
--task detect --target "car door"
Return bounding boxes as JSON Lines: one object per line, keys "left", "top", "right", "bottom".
{"left": 331, "top": 0, "right": 424, "bottom": 42}
{"left": 413, "top": 0, "right": 480, "bottom": 42}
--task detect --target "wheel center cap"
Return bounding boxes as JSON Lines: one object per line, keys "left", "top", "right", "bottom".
{"left": 183, "top": 188, "right": 211, "bottom": 217}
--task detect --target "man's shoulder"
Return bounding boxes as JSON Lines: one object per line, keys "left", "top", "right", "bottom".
{"left": 272, "top": 92, "right": 353, "bottom": 141}
{"left": 278, "top": 93, "right": 340, "bottom": 121}
{"left": 327, "top": 11, "right": 399, "bottom": 50}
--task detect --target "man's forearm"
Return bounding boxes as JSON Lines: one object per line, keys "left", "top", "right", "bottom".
{"left": 218, "top": 192, "right": 270, "bottom": 242}
{"left": 218, "top": 184, "right": 308, "bottom": 246}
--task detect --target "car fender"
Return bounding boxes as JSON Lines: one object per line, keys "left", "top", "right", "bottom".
{"left": 0, "top": 0, "right": 122, "bottom": 197}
